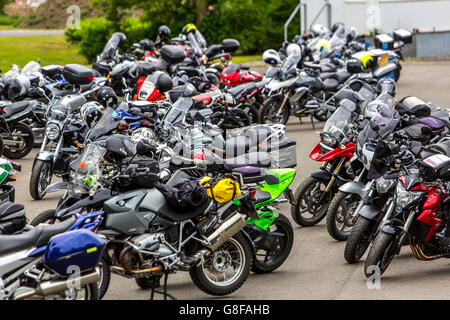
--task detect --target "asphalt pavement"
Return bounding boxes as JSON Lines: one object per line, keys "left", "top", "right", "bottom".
{"left": 12, "top": 60, "right": 450, "bottom": 300}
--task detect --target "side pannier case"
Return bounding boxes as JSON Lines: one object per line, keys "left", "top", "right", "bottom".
{"left": 63, "top": 64, "right": 94, "bottom": 86}
{"left": 44, "top": 229, "right": 105, "bottom": 277}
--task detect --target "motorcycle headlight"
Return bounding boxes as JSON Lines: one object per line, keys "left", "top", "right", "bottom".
{"left": 376, "top": 177, "right": 394, "bottom": 194}
{"left": 395, "top": 183, "right": 423, "bottom": 208}
{"left": 45, "top": 123, "right": 60, "bottom": 141}
{"left": 321, "top": 132, "right": 338, "bottom": 148}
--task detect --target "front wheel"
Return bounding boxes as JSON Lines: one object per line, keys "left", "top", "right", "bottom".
{"left": 290, "top": 176, "right": 332, "bottom": 227}
{"left": 260, "top": 96, "right": 290, "bottom": 125}
{"left": 364, "top": 231, "right": 396, "bottom": 278}
{"left": 2, "top": 123, "right": 34, "bottom": 159}
{"left": 189, "top": 232, "right": 252, "bottom": 296}
{"left": 344, "top": 216, "right": 374, "bottom": 264}
{"left": 29, "top": 160, "right": 53, "bottom": 200}
{"left": 251, "top": 214, "right": 294, "bottom": 274}
{"left": 326, "top": 192, "right": 360, "bottom": 241}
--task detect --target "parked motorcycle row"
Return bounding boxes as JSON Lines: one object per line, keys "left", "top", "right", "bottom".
{"left": 0, "top": 21, "right": 436, "bottom": 300}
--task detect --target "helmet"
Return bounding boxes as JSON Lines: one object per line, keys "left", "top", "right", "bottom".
{"left": 152, "top": 71, "right": 173, "bottom": 93}
{"left": 331, "top": 22, "right": 345, "bottom": 34}
{"left": 96, "top": 86, "right": 118, "bottom": 108}
{"left": 5, "top": 76, "right": 29, "bottom": 100}
{"left": 346, "top": 27, "right": 358, "bottom": 43}
{"left": 182, "top": 23, "right": 197, "bottom": 34}
{"left": 316, "top": 39, "right": 331, "bottom": 52}
{"left": 80, "top": 101, "right": 103, "bottom": 128}
{"left": 286, "top": 43, "right": 302, "bottom": 57}
{"left": 104, "top": 134, "right": 137, "bottom": 161}
{"left": 132, "top": 127, "right": 157, "bottom": 155}
{"left": 158, "top": 25, "right": 171, "bottom": 41}
{"left": 262, "top": 49, "right": 281, "bottom": 66}
{"left": 377, "top": 77, "right": 396, "bottom": 97}
{"left": 311, "top": 24, "right": 328, "bottom": 37}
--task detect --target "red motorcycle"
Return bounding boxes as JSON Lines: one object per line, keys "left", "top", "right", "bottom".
{"left": 220, "top": 62, "right": 262, "bottom": 88}
{"left": 364, "top": 153, "right": 450, "bottom": 278}
{"left": 290, "top": 100, "right": 359, "bottom": 227}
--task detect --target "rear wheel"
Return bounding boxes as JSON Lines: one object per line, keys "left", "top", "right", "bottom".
{"left": 189, "top": 232, "right": 252, "bottom": 296}
{"left": 290, "top": 176, "right": 332, "bottom": 227}
{"left": 30, "top": 209, "right": 58, "bottom": 226}
{"left": 251, "top": 214, "right": 294, "bottom": 273}
{"left": 238, "top": 104, "right": 260, "bottom": 125}
{"left": 2, "top": 123, "right": 34, "bottom": 159}
{"left": 326, "top": 192, "right": 360, "bottom": 241}
{"left": 260, "top": 96, "right": 290, "bottom": 125}
{"left": 29, "top": 160, "right": 52, "bottom": 200}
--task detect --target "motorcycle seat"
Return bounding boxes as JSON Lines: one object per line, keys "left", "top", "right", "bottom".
{"left": 232, "top": 166, "right": 266, "bottom": 184}
{"left": 2, "top": 101, "right": 30, "bottom": 118}
{"left": 254, "top": 189, "right": 272, "bottom": 204}
{"left": 0, "top": 202, "right": 25, "bottom": 221}
{"left": 0, "top": 217, "right": 76, "bottom": 257}
{"left": 318, "top": 72, "right": 335, "bottom": 81}
{"left": 227, "top": 82, "right": 257, "bottom": 100}
{"left": 158, "top": 199, "right": 211, "bottom": 222}
{"left": 223, "top": 152, "right": 272, "bottom": 171}
{"left": 322, "top": 78, "right": 339, "bottom": 91}
{"left": 50, "top": 86, "right": 75, "bottom": 98}
{"left": 336, "top": 70, "right": 351, "bottom": 83}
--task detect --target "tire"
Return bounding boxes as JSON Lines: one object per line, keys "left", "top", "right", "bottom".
{"left": 344, "top": 216, "right": 373, "bottom": 264}
{"left": 98, "top": 257, "right": 111, "bottom": 300}
{"left": 364, "top": 231, "right": 395, "bottom": 278}
{"left": 326, "top": 192, "right": 360, "bottom": 241}
{"left": 238, "top": 104, "right": 260, "bottom": 125}
{"left": 217, "top": 108, "right": 250, "bottom": 130}
{"left": 29, "top": 160, "right": 53, "bottom": 200}
{"left": 206, "top": 73, "right": 220, "bottom": 87}
{"left": 2, "top": 123, "right": 34, "bottom": 159}
{"left": 290, "top": 176, "right": 332, "bottom": 227}
{"left": 260, "top": 96, "right": 290, "bottom": 125}
{"left": 135, "top": 275, "right": 162, "bottom": 290}
{"left": 189, "top": 232, "right": 252, "bottom": 296}
{"left": 30, "top": 209, "right": 58, "bottom": 226}
{"left": 0, "top": 136, "right": 4, "bottom": 156}
{"left": 251, "top": 214, "right": 294, "bottom": 274}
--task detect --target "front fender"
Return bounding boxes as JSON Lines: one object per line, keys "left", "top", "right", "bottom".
{"left": 339, "top": 181, "right": 371, "bottom": 198}
{"left": 379, "top": 220, "right": 396, "bottom": 235}
{"left": 310, "top": 170, "right": 332, "bottom": 182}
{"left": 33, "top": 151, "right": 54, "bottom": 167}
{"left": 359, "top": 205, "right": 381, "bottom": 221}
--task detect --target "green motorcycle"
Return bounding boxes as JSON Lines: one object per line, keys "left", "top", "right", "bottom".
{"left": 0, "top": 158, "right": 20, "bottom": 204}
{"left": 243, "top": 168, "right": 296, "bottom": 273}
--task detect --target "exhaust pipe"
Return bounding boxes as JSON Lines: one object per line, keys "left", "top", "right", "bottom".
{"left": 206, "top": 213, "right": 247, "bottom": 251}
{"left": 13, "top": 268, "right": 101, "bottom": 300}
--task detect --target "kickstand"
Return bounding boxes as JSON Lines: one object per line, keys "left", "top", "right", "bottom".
{"left": 149, "top": 272, "right": 176, "bottom": 300}
{"left": 310, "top": 114, "right": 315, "bottom": 130}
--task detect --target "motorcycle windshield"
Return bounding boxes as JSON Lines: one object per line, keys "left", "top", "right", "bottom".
{"left": 329, "top": 25, "right": 346, "bottom": 48}
{"left": 86, "top": 105, "right": 126, "bottom": 141}
{"left": 162, "top": 97, "right": 194, "bottom": 131}
{"left": 21, "top": 61, "right": 41, "bottom": 75}
{"left": 357, "top": 108, "right": 400, "bottom": 150}
{"left": 188, "top": 32, "right": 203, "bottom": 56}
{"left": 69, "top": 143, "right": 106, "bottom": 195}
{"left": 47, "top": 103, "right": 70, "bottom": 121}
{"left": 100, "top": 33, "right": 122, "bottom": 61}
{"left": 323, "top": 100, "right": 356, "bottom": 143}
{"left": 280, "top": 54, "right": 301, "bottom": 75}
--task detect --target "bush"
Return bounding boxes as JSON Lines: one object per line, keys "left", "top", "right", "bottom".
{"left": 65, "top": 17, "right": 114, "bottom": 63}
{"left": 0, "top": 14, "right": 21, "bottom": 26}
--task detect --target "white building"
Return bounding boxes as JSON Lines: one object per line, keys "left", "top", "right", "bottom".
{"left": 299, "top": 0, "right": 450, "bottom": 34}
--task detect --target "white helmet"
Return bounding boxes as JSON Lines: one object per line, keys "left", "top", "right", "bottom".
{"left": 262, "top": 49, "right": 281, "bottom": 66}
{"left": 286, "top": 43, "right": 302, "bottom": 58}
{"left": 311, "top": 24, "right": 329, "bottom": 37}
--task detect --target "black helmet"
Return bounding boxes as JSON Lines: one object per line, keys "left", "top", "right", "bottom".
{"left": 377, "top": 77, "right": 396, "bottom": 97}
{"left": 104, "top": 134, "right": 137, "bottom": 161}
{"left": 96, "top": 86, "right": 118, "bottom": 108}
{"left": 80, "top": 101, "right": 103, "bottom": 128}
{"left": 331, "top": 22, "right": 345, "bottom": 34}
{"left": 5, "top": 78, "right": 24, "bottom": 100}
{"left": 158, "top": 25, "right": 171, "bottom": 40}
{"left": 139, "top": 39, "right": 155, "bottom": 51}
{"left": 152, "top": 71, "right": 173, "bottom": 93}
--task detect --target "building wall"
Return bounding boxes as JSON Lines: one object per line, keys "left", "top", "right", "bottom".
{"left": 300, "top": 0, "right": 450, "bottom": 34}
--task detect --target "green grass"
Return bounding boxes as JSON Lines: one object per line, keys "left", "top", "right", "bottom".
{"left": 233, "top": 55, "right": 262, "bottom": 64}
{"left": 0, "top": 35, "right": 87, "bottom": 73}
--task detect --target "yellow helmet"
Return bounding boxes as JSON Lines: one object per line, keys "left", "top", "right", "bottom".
{"left": 316, "top": 39, "right": 331, "bottom": 51}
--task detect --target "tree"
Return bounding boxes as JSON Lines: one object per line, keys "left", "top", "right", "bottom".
{"left": 0, "top": 0, "right": 12, "bottom": 15}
